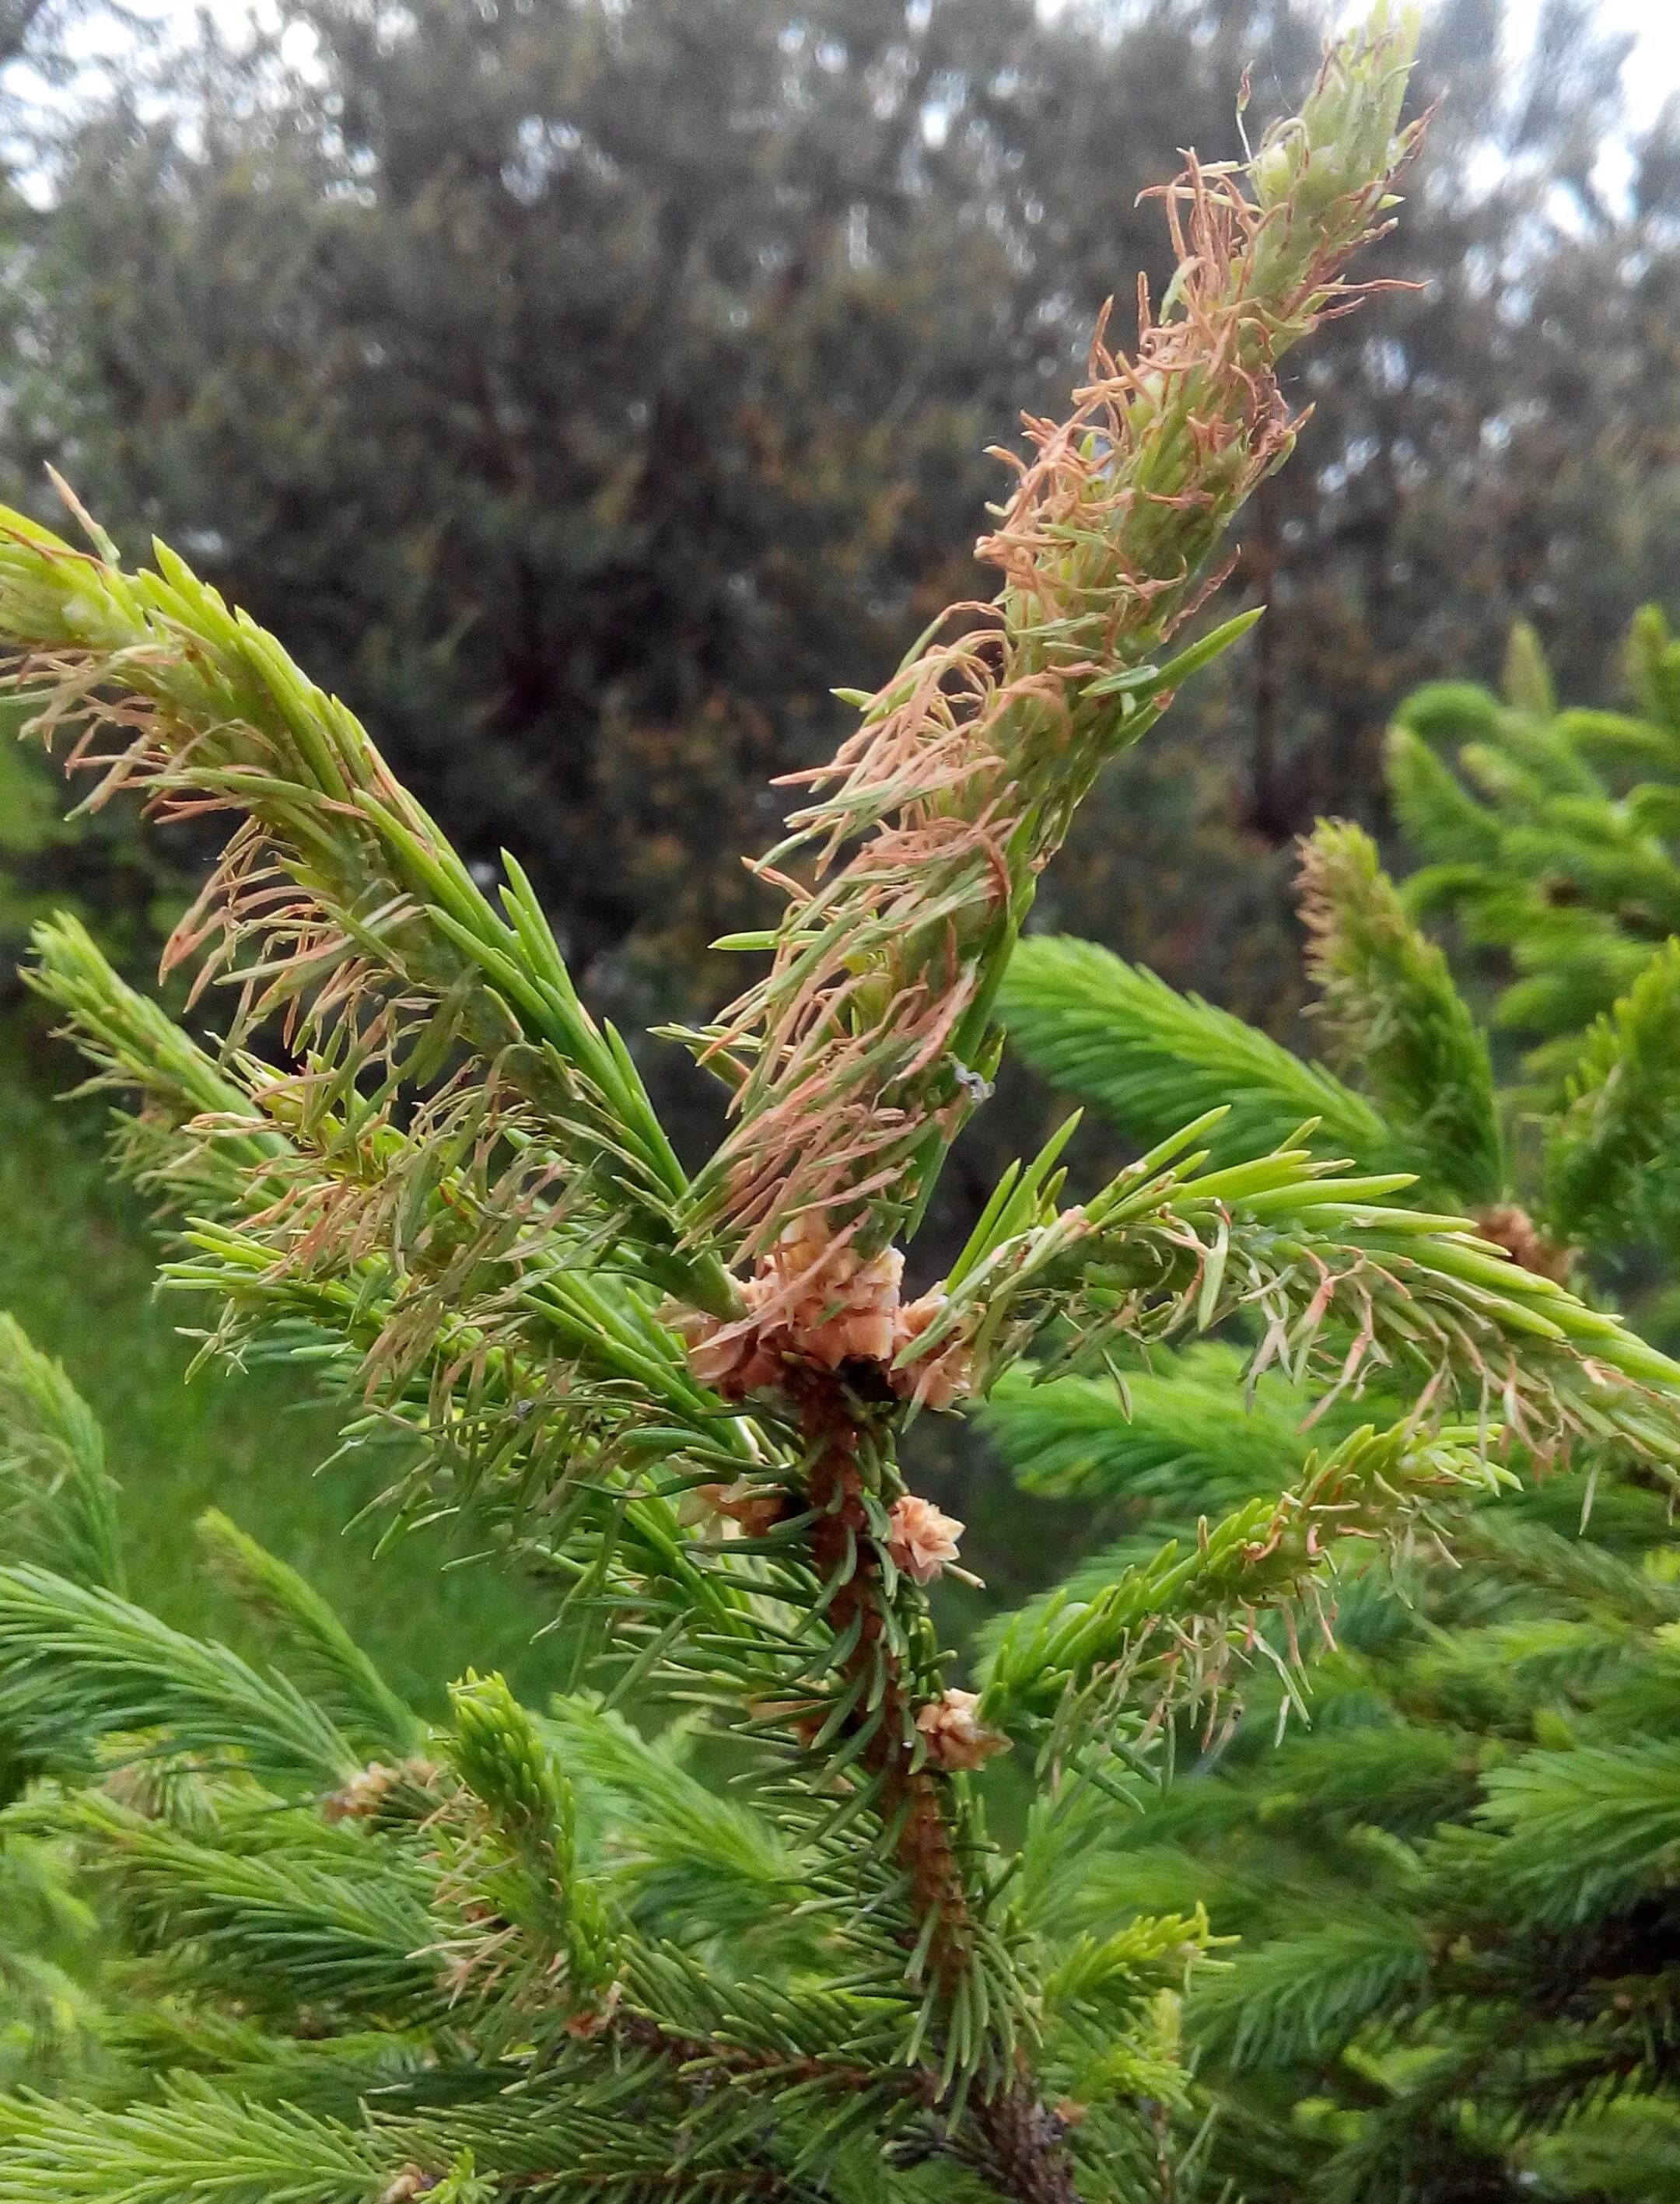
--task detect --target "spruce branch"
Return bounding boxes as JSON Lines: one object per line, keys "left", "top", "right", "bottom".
{"left": 1297, "top": 821, "right": 1504, "bottom": 1209}
{"left": 684, "top": 13, "right": 1425, "bottom": 1263}
{"left": 1626, "top": 601, "right": 1680, "bottom": 740}
{"left": 376, "top": 2065, "right": 895, "bottom": 2204}
{"left": 0, "top": 20, "right": 1504, "bottom": 2204}
{"left": 29, "top": 936, "right": 788, "bottom": 1642}
{"left": 0, "top": 2078, "right": 407, "bottom": 2204}
{"left": 26, "top": 1788, "right": 444, "bottom": 2022}
{"left": 97, "top": 2011, "right": 447, "bottom": 2121}
{"left": 436, "top": 1670, "right": 616, "bottom": 2048}
{"left": 25, "top": 911, "right": 287, "bottom": 1202}
{"left": 1187, "top": 1911, "right": 1428, "bottom": 2072}
{"left": 1451, "top": 1506, "right": 1680, "bottom": 1629}
{"left": 0, "top": 1563, "right": 362, "bottom": 1792}
{"left": 0, "top": 1314, "right": 125, "bottom": 1595}
{"left": 978, "top": 1422, "right": 1507, "bottom": 1751}
{"left": 999, "top": 935, "right": 1398, "bottom": 1177}
{"left": 1545, "top": 936, "right": 1680, "bottom": 1247}
{"left": 543, "top": 1698, "right": 814, "bottom": 1964}
{"left": 901, "top": 1129, "right": 1680, "bottom": 1464}
{"left": 0, "top": 1554, "right": 931, "bottom": 2142}
{"left": 1385, "top": 611, "right": 1680, "bottom": 1070}
{"left": 1471, "top": 1737, "right": 1680, "bottom": 1927}
{"left": 0, "top": 524, "right": 736, "bottom": 1318}
{"left": 194, "top": 1510, "right": 425, "bottom": 1765}
{"left": 975, "top": 607, "right": 1680, "bottom": 2199}
{"left": 977, "top": 1347, "right": 1317, "bottom": 1514}
{"left": 1522, "top": 2094, "right": 1680, "bottom": 2202}
{"left": 30, "top": 920, "right": 785, "bottom": 1613}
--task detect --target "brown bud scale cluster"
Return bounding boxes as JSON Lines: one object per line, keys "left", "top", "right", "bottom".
{"left": 674, "top": 1216, "right": 973, "bottom": 1408}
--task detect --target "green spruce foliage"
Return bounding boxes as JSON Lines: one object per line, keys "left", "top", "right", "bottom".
{"left": 1390, "top": 610, "right": 1680, "bottom": 1072}
{"left": 1388, "top": 606, "right": 1680, "bottom": 1272}
{"left": 993, "top": 614, "right": 1680, "bottom": 2201}
{"left": 3, "top": 22, "right": 1678, "bottom": 2202}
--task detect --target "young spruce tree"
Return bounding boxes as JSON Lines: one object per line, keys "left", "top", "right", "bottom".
{"left": 1, "top": 19, "right": 1675, "bottom": 2202}
{"left": 992, "top": 613, "right": 1680, "bottom": 2200}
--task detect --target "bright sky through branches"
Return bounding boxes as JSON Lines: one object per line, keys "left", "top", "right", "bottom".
{"left": 57, "top": 0, "right": 1680, "bottom": 146}
{"left": 96, "top": 0, "right": 1680, "bottom": 130}
{"left": 1503, "top": 0, "right": 1679, "bottom": 131}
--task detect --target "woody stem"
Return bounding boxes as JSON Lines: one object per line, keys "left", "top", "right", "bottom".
{"left": 971, "top": 2083, "right": 1084, "bottom": 2204}
{"left": 800, "top": 1390, "right": 976, "bottom": 1985}
{"left": 793, "top": 1382, "right": 1083, "bottom": 2204}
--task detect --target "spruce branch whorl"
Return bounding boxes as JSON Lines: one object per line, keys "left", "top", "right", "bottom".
{"left": 687, "top": 11, "right": 1424, "bottom": 1266}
